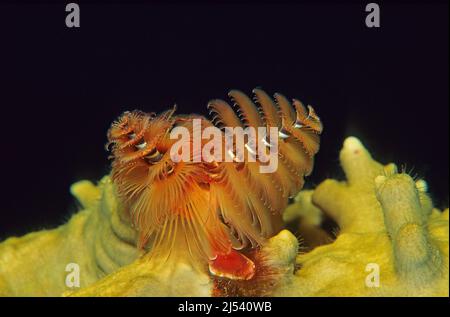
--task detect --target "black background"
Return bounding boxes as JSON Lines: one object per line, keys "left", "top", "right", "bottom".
{"left": 0, "top": 1, "right": 448, "bottom": 240}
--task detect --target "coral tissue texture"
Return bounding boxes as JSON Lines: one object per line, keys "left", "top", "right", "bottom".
{"left": 0, "top": 137, "right": 448, "bottom": 296}
{"left": 281, "top": 137, "right": 448, "bottom": 296}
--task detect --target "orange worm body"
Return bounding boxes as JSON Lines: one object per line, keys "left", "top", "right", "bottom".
{"left": 107, "top": 89, "right": 322, "bottom": 280}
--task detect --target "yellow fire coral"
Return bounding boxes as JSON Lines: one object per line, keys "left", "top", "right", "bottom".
{"left": 278, "top": 137, "right": 449, "bottom": 296}
{"left": 0, "top": 137, "right": 447, "bottom": 296}
{"left": 0, "top": 177, "right": 140, "bottom": 296}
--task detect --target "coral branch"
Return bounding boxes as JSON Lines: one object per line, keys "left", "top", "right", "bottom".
{"left": 375, "top": 173, "right": 444, "bottom": 286}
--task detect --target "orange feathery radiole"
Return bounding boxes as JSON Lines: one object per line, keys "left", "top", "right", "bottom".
{"left": 107, "top": 89, "right": 322, "bottom": 280}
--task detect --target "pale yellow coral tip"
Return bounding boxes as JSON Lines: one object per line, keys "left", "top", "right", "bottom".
{"left": 70, "top": 180, "right": 101, "bottom": 209}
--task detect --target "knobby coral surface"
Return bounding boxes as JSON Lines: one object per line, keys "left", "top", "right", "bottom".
{"left": 278, "top": 137, "right": 448, "bottom": 296}
{"left": 0, "top": 137, "right": 447, "bottom": 296}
